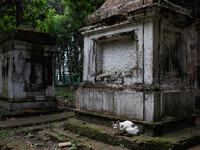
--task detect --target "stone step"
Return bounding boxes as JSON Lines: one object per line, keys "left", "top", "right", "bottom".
{"left": 0, "top": 139, "right": 36, "bottom": 150}
{"left": 48, "top": 127, "right": 130, "bottom": 150}
{"left": 0, "top": 111, "right": 74, "bottom": 129}
{"left": 187, "top": 144, "right": 200, "bottom": 150}
{"left": 0, "top": 107, "right": 67, "bottom": 121}
{"left": 63, "top": 118, "right": 200, "bottom": 150}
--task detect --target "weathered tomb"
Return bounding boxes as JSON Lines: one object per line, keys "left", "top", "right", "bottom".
{"left": 167, "top": 0, "right": 200, "bottom": 112}
{"left": 76, "top": 0, "right": 199, "bottom": 135}
{"left": 0, "top": 29, "right": 57, "bottom": 111}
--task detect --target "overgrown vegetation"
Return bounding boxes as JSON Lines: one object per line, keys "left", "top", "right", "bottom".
{"left": 55, "top": 87, "right": 76, "bottom": 107}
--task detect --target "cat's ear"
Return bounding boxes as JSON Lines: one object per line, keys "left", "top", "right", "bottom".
{"left": 131, "top": 124, "right": 136, "bottom": 127}
{"left": 116, "top": 121, "right": 119, "bottom": 124}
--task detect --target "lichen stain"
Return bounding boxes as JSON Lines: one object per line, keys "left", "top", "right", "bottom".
{"left": 186, "top": 46, "right": 197, "bottom": 85}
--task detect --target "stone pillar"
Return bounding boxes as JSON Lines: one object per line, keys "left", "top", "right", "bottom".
{"left": 0, "top": 29, "right": 57, "bottom": 111}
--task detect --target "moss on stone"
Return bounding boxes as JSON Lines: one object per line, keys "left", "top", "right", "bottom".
{"left": 63, "top": 117, "right": 200, "bottom": 150}
{"left": 84, "top": 83, "right": 124, "bottom": 91}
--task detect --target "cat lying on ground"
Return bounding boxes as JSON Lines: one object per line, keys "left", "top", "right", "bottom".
{"left": 111, "top": 120, "right": 139, "bottom": 136}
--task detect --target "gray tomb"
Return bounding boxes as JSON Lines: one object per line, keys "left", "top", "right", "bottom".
{"left": 0, "top": 29, "right": 57, "bottom": 111}
{"left": 76, "top": 0, "right": 198, "bottom": 136}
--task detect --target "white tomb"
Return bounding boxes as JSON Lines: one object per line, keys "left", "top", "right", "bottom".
{"left": 76, "top": 0, "right": 198, "bottom": 135}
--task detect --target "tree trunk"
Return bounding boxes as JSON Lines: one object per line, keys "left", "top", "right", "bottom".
{"left": 57, "top": 54, "right": 62, "bottom": 83}
{"left": 16, "top": 0, "right": 23, "bottom": 27}
{"left": 66, "top": 44, "right": 72, "bottom": 83}
{"left": 62, "top": 59, "right": 66, "bottom": 84}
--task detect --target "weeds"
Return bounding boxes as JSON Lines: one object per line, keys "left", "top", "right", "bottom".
{"left": 69, "top": 138, "right": 79, "bottom": 150}
{"left": 55, "top": 87, "right": 76, "bottom": 107}
{"left": 0, "top": 130, "right": 15, "bottom": 138}
{"left": 120, "top": 144, "right": 125, "bottom": 148}
{"left": 23, "top": 127, "right": 33, "bottom": 139}
{"left": 57, "top": 137, "right": 65, "bottom": 142}
{"left": 134, "top": 137, "right": 138, "bottom": 142}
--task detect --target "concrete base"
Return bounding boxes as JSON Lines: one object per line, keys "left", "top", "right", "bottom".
{"left": 75, "top": 109, "right": 197, "bottom": 137}
{"left": 77, "top": 85, "right": 195, "bottom": 122}
{"left": 0, "top": 97, "right": 58, "bottom": 112}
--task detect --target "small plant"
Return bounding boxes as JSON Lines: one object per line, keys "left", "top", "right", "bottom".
{"left": 0, "top": 130, "right": 15, "bottom": 138}
{"left": 120, "top": 144, "right": 125, "bottom": 148}
{"left": 23, "top": 127, "right": 33, "bottom": 139}
{"left": 89, "top": 145, "right": 94, "bottom": 150}
{"left": 58, "top": 137, "right": 65, "bottom": 142}
{"left": 69, "top": 138, "right": 79, "bottom": 150}
{"left": 100, "top": 131, "right": 106, "bottom": 134}
{"left": 157, "top": 0, "right": 163, "bottom": 4}
{"left": 133, "top": 137, "right": 138, "bottom": 142}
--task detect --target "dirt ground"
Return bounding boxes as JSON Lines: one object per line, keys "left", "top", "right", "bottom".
{"left": 0, "top": 121, "right": 129, "bottom": 150}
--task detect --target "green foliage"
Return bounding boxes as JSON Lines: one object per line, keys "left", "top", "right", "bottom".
{"left": 0, "top": 0, "right": 16, "bottom": 34}
{"left": 23, "top": 127, "right": 33, "bottom": 139}
{"left": 69, "top": 138, "right": 79, "bottom": 150}
{"left": 120, "top": 144, "right": 125, "bottom": 148}
{"left": 0, "top": 130, "right": 15, "bottom": 138}
{"left": 0, "top": 0, "right": 49, "bottom": 34}
{"left": 45, "top": 0, "right": 105, "bottom": 84}
{"left": 157, "top": 0, "right": 163, "bottom": 4}
{"left": 134, "top": 137, "right": 138, "bottom": 142}
{"left": 55, "top": 87, "right": 76, "bottom": 107}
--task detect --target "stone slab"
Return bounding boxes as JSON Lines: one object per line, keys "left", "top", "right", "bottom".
{"left": 0, "top": 100, "right": 58, "bottom": 112}
{"left": 0, "top": 111, "right": 74, "bottom": 129}
{"left": 0, "top": 107, "right": 66, "bottom": 120}
{"left": 75, "top": 109, "right": 197, "bottom": 137}
{"left": 64, "top": 118, "right": 200, "bottom": 150}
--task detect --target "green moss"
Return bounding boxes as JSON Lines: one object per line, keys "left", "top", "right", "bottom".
{"left": 63, "top": 118, "right": 181, "bottom": 149}
{"left": 84, "top": 83, "right": 124, "bottom": 92}
{"left": 64, "top": 118, "right": 113, "bottom": 143}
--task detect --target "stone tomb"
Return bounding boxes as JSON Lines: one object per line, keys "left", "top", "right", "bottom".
{"left": 0, "top": 29, "right": 57, "bottom": 111}
{"left": 76, "top": 0, "right": 198, "bottom": 136}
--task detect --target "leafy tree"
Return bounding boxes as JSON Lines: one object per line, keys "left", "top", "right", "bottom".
{"left": 0, "top": 0, "right": 48, "bottom": 34}
{"left": 45, "top": 0, "right": 105, "bottom": 85}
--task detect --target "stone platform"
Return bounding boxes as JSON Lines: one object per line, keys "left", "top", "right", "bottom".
{"left": 63, "top": 117, "right": 200, "bottom": 150}
{"left": 75, "top": 109, "right": 197, "bottom": 137}
{"left": 0, "top": 111, "right": 74, "bottom": 129}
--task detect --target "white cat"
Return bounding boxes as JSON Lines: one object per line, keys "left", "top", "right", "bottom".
{"left": 112, "top": 120, "right": 139, "bottom": 136}
{"left": 125, "top": 126, "right": 139, "bottom": 136}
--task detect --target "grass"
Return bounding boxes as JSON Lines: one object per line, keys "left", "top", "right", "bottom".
{"left": 0, "top": 130, "right": 16, "bottom": 138}
{"left": 55, "top": 87, "right": 76, "bottom": 107}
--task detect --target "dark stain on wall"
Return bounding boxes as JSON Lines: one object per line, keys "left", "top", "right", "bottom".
{"left": 25, "top": 45, "right": 54, "bottom": 92}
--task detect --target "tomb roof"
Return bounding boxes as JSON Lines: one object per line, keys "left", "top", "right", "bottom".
{"left": 0, "top": 28, "right": 56, "bottom": 46}
{"left": 87, "top": 0, "right": 190, "bottom": 25}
